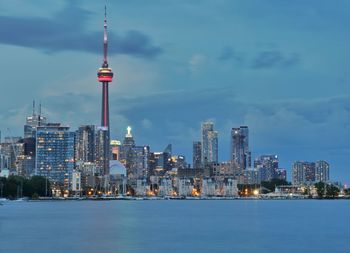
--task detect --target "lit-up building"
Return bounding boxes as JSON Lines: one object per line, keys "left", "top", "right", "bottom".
{"left": 315, "top": 160, "right": 329, "bottom": 182}
{"left": 120, "top": 127, "right": 150, "bottom": 180}
{"left": 35, "top": 123, "right": 75, "bottom": 184}
{"left": 254, "top": 155, "right": 279, "bottom": 182}
{"left": 75, "top": 125, "right": 96, "bottom": 164}
{"left": 24, "top": 101, "right": 46, "bottom": 138}
{"left": 95, "top": 127, "right": 109, "bottom": 175}
{"left": 231, "top": 126, "right": 251, "bottom": 171}
{"left": 292, "top": 161, "right": 317, "bottom": 185}
{"left": 120, "top": 126, "right": 135, "bottom": 165}
{"left": 201, "top": 122, "right": 218, "bottom": 164}
{"left": 110, "top": 139, "right": 121, "bottom": 161}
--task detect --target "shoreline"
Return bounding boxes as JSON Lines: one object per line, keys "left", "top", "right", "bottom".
{"left": 2, "top": 195, "right": 350, "bottom": 202}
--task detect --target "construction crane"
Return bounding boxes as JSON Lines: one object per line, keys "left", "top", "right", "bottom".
{"left": 6, "top": 128, "right": 23, "bottom": 198}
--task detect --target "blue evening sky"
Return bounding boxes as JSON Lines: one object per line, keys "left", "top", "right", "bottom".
{"left": 1, "top": 0, "right": 350, "bottom": 182}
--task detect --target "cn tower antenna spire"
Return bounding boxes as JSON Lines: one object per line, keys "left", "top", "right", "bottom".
{"left": 103, "top": 5, "right": 108, "bottom": 68}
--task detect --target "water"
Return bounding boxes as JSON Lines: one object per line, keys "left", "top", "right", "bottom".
{"left": 0, "top": 200, "right": 349, "bottom": 253}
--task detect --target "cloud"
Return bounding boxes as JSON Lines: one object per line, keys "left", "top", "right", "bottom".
{"left": 0, "top": 3, "right": 162, "bottom": 58}
{"left": 189, "top": 54, "right": 207, "bottom": 73}
{"left": 252, "top": 50, "right": 299, "bottom": 69}
{"left": 217, "top": 47, "right": 300, "bottom": 70}
{"left": 217, "top": 46, "right": 244, "bottom": 64}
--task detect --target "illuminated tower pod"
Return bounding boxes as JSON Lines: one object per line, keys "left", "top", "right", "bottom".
{"left": 97, "top": 6, "right": 114, "bottom": 175}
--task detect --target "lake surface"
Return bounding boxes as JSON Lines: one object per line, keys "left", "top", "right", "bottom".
{"left": 0, "top": 200, "right": 349, "bottom": 253}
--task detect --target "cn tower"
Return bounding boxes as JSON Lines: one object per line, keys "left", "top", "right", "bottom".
{"left": 97, "top": 6, "right": 113, "bottom": 175}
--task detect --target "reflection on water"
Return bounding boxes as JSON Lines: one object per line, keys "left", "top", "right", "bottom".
{"left": 0, "top": 200, "right": 349, "bottom": 253}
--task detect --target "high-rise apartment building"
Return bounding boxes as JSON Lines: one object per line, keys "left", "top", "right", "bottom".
{"left": 201, "top": 122, "right": 218, "bottom": 164}
{"left": 292, "top": 161, "right": 316, "bottom": 185}
{"left": 315, "top": 160, "right": 330, "bottom": 182}
{"left": 35, "top": 123, "right": 75, "bottom": 184}
{"left": 231, "top": 126, "right": 251, "bottom": 170}
{"left": 75, "top": 125, "right": 96, "bottom": 164}
{"left": 254, "top": 155, "right": 279, "bottom": 182}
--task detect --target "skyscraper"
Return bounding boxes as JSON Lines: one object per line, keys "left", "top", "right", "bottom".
{"left": 231, "top": 126, "right": 251, "bottom": 170}
{"left": 292, "top": 161, "right": 316, "bottom": 185}
{"left": 35, "top": 123, "right": 75, "bottom": 184}
{"left": 97, "top": 6, "right": 114, "bottom": 176}
{"left": 315, "top": 160, "right": 330, "bottom": 182}
{"left": 75, "top": 125, "right": 96, "bottom": 164}
{"left": 24, "top": 101, "right": 46, "bottom": 138}
{"left": 192, "top": 141, "right": 202, "bottom": 169}
{"left": 201, "top": 122, "right": 218, "bottom": 164}
{"left": 254, "top": 155, "right": 279, "bottom": 182}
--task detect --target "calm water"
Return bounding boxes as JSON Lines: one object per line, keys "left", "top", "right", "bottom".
{"left": 0, "top": 200, "right": 349, "bottom": 253}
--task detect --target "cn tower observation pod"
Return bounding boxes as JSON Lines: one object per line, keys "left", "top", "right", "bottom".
{"left": 97, "top": 67, "right": 114, "bottom": 82}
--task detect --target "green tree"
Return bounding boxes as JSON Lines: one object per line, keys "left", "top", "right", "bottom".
{"left": 315, "top": 182, "right": 326, "bottom": 198}
{"left": 315, "top": 182, "right": 340, "bottom": 199}
{"left": 344, "top": 188, "right": 350, "bottom": 195}
{"left": 29, "top": 176, "right": 51, "bottom": 197}
{"left": 326, "top": 184, "right": 339, "bottom": 198}
{"left": 0, "top": 175, "right": 51, "bottom": 199}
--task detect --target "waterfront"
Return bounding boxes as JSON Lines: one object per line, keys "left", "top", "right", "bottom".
{"left": 0, "top": 200, "right": 349, "bottom": 253}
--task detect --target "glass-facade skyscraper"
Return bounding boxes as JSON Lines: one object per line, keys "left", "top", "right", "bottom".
{"left": 75, "top": 125, "right": 96, "bottom": 164}
{"left": 35, "top": 124, "right": 75, "bottom": 184}
{"left": 201, "top": 122, "right": 218, "bottom": 164}
{"left": 231, "top": 126, "right": 251, "bottom": 170}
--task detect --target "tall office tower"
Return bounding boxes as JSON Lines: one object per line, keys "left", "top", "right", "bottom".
{"left": 231, "top": 126, "right": 251, "bottom": 170}
{"left": 120, "top": 126, "right": 135, "bottom": 165}
{"left": 97, "top": 6, "right": 114, "bottom": 176}
{"left": 254, "top": 155, "right": 279, "bottom": 182}
{"left": 201, "top": 122, "right": 218, "bottom": 164}
{"left": 121, "top": 127, "right": 151, "bottom": 178}
{"left": 127, "top": 145, "right": 150, "bottom": 180}
{"left": 292, "top": 161, "right": 316, "bottom": 185}
{"left": 75, "top": 125, "right": 96, "bottom": 164}
{"left": 24, "top": 101, "right": 46, "bottom": 138}
{"left": 315, "top": 160, "right": 330, "bottom": 182}
{"left": 193, "top": 141, "right": 202, "bottom": 169}
{"left": 35, "top": 123, "right": 75, "bottom": 184}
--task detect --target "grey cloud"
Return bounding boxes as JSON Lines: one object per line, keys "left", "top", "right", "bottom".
{"left": 217, "top": 46, "right": 244, "bottom": 63}
{"left": 217, "top": 47, "right": 300, "bottom": 69}
{"left": 252, "top": 50, "right": 299, "bottom": 69}
{"left": 0, "top": 4, "right": 162, "bottom": 58}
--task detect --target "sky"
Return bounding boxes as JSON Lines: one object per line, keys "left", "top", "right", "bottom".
{"left": 1, "top": 0, "right": 350, "bottom": 182}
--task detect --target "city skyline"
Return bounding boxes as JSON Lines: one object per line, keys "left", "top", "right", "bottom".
{"left": 1, "top": 1, "right": 350, "bottom": 182}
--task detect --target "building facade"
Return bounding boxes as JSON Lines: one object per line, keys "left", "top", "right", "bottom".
{"left": 201, "top": 122, "right": 218, "bottom": 164}
{"left": 231, "top": 126, "right": 251, "bottom": 171}
{"left": 292, "top": 161, "right": 319, "bottom": 185}
{"left": 192, "top": 141, "right": 202, "bottom": 169}
{"left": 35, "top": 124, "right": 75, "bottom": 184}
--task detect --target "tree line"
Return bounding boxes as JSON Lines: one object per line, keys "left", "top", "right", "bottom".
{"left": 0, "top": 175, "right": 50, "bottom": 199}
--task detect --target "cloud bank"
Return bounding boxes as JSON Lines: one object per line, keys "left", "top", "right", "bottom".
{"left": 0, "top": 3, "right": 162, "bottom": 58}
